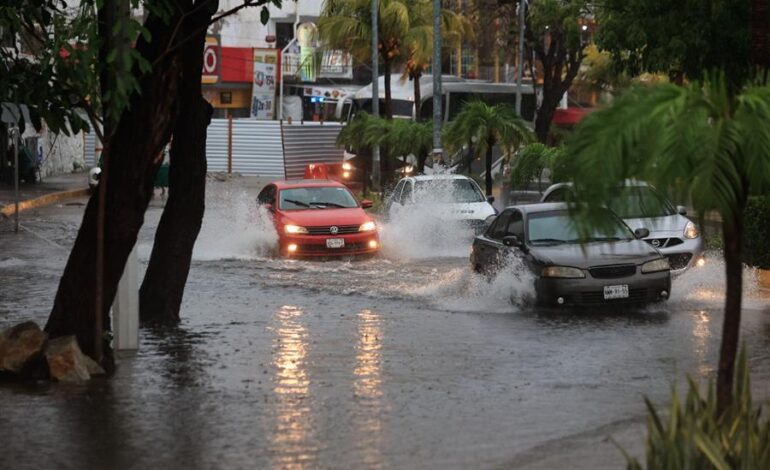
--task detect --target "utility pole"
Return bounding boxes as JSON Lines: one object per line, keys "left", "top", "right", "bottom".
{"left": 515, "top": 0, "right": 526, "bottom": 115}
{"left": 432, "top": 0, "right": 443, "bottom": 164}
{"left": 10, "top": 126, "right": 19, "bottom": 233}
{"left": 371, "top": 0, "right": 381, "bottom": 189}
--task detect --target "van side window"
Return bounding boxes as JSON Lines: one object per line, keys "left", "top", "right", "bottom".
{"left": 544, "top": 188, "right": 566, "bottom": 203}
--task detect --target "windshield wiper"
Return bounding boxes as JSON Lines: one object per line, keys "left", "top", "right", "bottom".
{"left": 283, "top": 199, "right": 311, "bottom": 208}
{"left": 309, "top": 201, "right": 347, "bottom": 208}
{"left": 589, "top": 236, "right": 623, "bottom": 242}
{"left": 530, "top": 238, "right": 566, "bottom": 244}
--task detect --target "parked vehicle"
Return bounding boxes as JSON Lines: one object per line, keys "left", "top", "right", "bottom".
{"left": 540, "top": 181, "right": 705, "bottom": 274}
{"left": 385, "top": 174, "right": 496, "bottom": 234}
{"left": 304, "top": 161, "right": 362, "bottom": 192}
{"left": 257, "top": 180, "right": 379, "bottom": 258}
{"left": 471, "top": 202, "right": 672, "bottom": 307}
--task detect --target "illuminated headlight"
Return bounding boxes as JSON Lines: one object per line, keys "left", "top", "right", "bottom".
{"left": 541, "top": 266, "right": 585, "bottom": 278}
{"left": 342, "top": 171, "right": 351, "bottom": 179}
{"left": 342, "top": 162, "right": 353, "bottom": 171}
{"left": 684, "top": 221, "right": 699, "bottom": 239}
{"left": 359, "top": 221, "right": 377, "bottom": 232}
{"left": 641, "top": 258, "right": 670, "bottom": 273}
{"left": 284, "top": 224, "right": 308, "bottom": 234}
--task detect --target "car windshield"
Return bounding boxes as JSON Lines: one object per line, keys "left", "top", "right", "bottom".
{"left": 412, "top": 179, "right": 486, "bottom": 204}
{"left": 527, "top": 210, "right": 635, "bottom": 245}
{"left": 608, "top": 186, "right": 675, "bottom": 218}
{"left": 279, "top": 187, "right": 359, "bottom": 210}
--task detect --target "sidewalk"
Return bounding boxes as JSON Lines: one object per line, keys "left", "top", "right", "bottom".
{"left": 0, "top": 172, "right": 90, "bottom": 216}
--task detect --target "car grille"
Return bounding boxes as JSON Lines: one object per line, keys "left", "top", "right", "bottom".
{"left": 580, "top": 288, "right": 650, "bottom": 304}
{"left": 666, "top": 253, "right": 693, "bottom": 270}
{"left": 297, "top": 242, "right": 369, "bottom": 253}
{"left": 645, "top": 237, "right": 684, "bottom": 248}
{"left": 588, "top": 264, "right": 637, "bottom": 279}
{"left": 306, "top": 225, "right": 360, "bottom": 235}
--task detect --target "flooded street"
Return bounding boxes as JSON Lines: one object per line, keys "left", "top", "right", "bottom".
{"left": 1, "top": 179, "right": 769, "bottom": 469}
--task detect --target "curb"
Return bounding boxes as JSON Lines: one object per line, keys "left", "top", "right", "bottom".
{"left": 0, "top": 188, "right": 90, "bottom": 217}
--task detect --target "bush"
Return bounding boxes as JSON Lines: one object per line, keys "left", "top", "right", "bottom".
{"left": 743, "top": 195, "right": 770, "bottom": 268}
{"left": 621, "top": 348, "right": 770, "bottom": 470}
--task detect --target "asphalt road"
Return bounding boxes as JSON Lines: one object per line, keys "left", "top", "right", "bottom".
{"left": 1, "top": 179, "right": 768, "bottom": 470}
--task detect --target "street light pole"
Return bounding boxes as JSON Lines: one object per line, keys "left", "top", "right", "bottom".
{"left": 515, "top": 0, "right": 526, "bottom": 115}
{"left": 371, "top": 0, "right": 381, "bottom": 190}
{"left": 432, "top": 0, "right": 442, "bottom": 164}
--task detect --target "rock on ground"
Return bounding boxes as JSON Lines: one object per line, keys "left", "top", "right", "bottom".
{"left": 44, "top": 336, "right": 105, "bottom": 383}
{"left": 0, "top": 322, "right": 47, "bottom": 373}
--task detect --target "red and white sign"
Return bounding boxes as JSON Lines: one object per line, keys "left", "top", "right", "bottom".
{"left": 202, "top": 36, "right": 220, "bottom": 84}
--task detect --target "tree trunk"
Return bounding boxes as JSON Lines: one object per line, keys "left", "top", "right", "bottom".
{"left": 716, "top": 207, "right": 745, "bottom": 415}
{"left": 44, "top": 5, "right": 185, "bottom": 369}
{"left": 485, "top": 141, "right": 494, "bottom": 196}
{"left": 413, "top": 71, "right": 422, "bottom": 122}
{"left": 534, "top": 91, "right": 560, "bottom": 143}
{"left": 384, "top": 59, "right": 393, "bottom": 120}
{"left": 140, "top": 1, "right": 216, "bottom": 325}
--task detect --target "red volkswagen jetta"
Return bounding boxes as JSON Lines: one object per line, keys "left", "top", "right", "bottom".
{"left": 257, "top": 180, "right": 380, "bottom": 257}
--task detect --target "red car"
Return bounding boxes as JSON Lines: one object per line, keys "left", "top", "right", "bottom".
{"left": 257, "top": 179, "right": 380, "bottom": 257}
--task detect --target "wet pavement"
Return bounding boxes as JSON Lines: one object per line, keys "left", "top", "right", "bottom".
{"left": 1, "top": 179, "right": 769, "bottom": 470}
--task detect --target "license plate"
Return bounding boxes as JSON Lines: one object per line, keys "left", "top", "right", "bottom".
{"left": 326, "top": 238, "right": 345, "bottom": 249}
{"left": 603, "top": 284, "right": 629, "bottom": 300}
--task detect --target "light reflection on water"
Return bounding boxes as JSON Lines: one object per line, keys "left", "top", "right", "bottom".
{"left": 354, "top": 309, "right": 385, "bottom": 468}
{"left": 268, "top": 305, "right": 318, "bottom": 469}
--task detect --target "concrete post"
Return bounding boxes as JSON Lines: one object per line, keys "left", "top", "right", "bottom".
{"left": 113, "top": 244, "right": 138, "bottom": 350}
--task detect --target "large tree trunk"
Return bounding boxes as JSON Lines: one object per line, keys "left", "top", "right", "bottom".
{"left": 140, "top": 1, "right": 216, "bottom": 325}
{"left": 384, "top": 59, "right": 393, "bottom": 120}
{"left": 44, "top": 5, "right": 186, "bottom": 369}
{"left": 534, "top": 90, "right": 560, "bottom": 143}
{"left": 413, "top": 71, "right": 422, "bottom": 122}
{"left": 716, "top": 207, "right": 745, "bottom": 415}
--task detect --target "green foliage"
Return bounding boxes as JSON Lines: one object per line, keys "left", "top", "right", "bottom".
{"left": 337, "top": 112, "right": 432, "bottom": 167}
{"left": 510, "top": 143, "right": 568, "bottom": 188}
{"left": 743, "top": 196, "right": 770, "bottom": 268}
{"left": 566, "top": 75, "right": 770, "bottom": 231}
{"left": 622, "top": 347, "right": 770, "bottom": 470}
{"left": 596, "top": 0, "right": 751, "bottom": 88}
{"left": 443, "top": 100, "right": 534, "bottom": 159}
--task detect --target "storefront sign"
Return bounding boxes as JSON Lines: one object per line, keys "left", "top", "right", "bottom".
{"left": 202, "top": 36, "right": 220, "bottom": 84}
{"left": 251, "top": 48, "right": 278, "bottom": 119}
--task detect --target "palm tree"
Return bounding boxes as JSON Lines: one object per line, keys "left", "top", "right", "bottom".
{"left": 320, "top": 0, "right": 412, "bottom": 119}
{"left": 565, "top": 75, "right": 770, "bottom": 415}
{"left": 400, "top": 3, "right": 471, "bottom": 121}
{"left": 443, "top": 100, "right": 534, "bottom": 196}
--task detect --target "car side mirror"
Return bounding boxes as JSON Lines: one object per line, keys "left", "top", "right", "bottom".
{"left": 634, "top": 228, "right": 650, "bottom": 239}
{"left": 487, "top": 195, "right": 495, "bottom": 204}
{"left": 676, "top": 205, "right": 687, "bottom": 216}
{"left": 503, "top": 235, "right": 524, "bottom": 248}
{"left": 361, "top": 199, "right": 373, "bottom": 209}
{"left": 263, "top": 202, "right": 274, "bottom": 212}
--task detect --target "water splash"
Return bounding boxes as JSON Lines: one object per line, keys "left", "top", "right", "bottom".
{"left": 670, "top": 250, "right": 762, "bottom": 307}
{"left": 192, "top": 186, "right": 278, "bottom": 261}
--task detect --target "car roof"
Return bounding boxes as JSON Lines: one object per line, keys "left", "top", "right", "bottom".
{"left": 405, "top": 174, "right": 472, "bottom": 182}
{"left": 271, "top": 179, "right": 347, "bottom": 189}
{"left": 503, "top": 202, "right": 571, "bottom": 214}
{"left": 544, "top": 179, "right": 651, "bottom": 192}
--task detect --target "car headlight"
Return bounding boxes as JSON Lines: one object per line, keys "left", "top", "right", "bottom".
{"left": 541, "top": 266, "right": 585, "bottom": 278}
{"left": 359, "top": 221, "right": 376, "bottom": 232}
{"left": 342, "top": 162, "right": 353, "bottom": 171}
{"left": 284, "top": 224, "right": 308, "bottom": 234}
{"left": 641, "top": 258, "right": 670, "bottom": 274}
{"left": 684, "top": 221, "right": 699, "bottom": 239}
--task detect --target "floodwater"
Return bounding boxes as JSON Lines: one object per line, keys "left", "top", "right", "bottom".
{"left": 1, "top": 179, "right": 769, "bottom": 470}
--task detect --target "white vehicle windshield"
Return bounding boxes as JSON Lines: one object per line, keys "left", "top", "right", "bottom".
{"left": 609, "top": 187, "right": 675, "bottom": 218}
{"left": 413, "top": 179, "right": 485, "bottom": 204}
{"left": 279, "top": 187, "right": 358, "bottom": 210}
{"left": 527, "top": 210, "right": 635, "bottom": 245}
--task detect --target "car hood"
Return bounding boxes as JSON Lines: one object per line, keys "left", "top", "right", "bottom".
{"left": 529, "top": 240, "right": 662, "bottom": 269}
{"left": 623, "top": 215, "right": 688, "bottom": 236}
{"left": 280, "top": 208, "right": 371, "bottom": 226}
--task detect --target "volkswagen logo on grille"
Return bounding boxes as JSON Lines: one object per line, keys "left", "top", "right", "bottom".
{"left": 651, "top": 239, "right": 660, "bottom": 247}
{"left": 329, "top": 226, "right": 339, "bottom": 234}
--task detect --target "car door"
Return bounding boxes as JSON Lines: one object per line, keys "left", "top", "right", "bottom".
{"left": 473, "top": 209, "right": 513, "bottom": 272}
